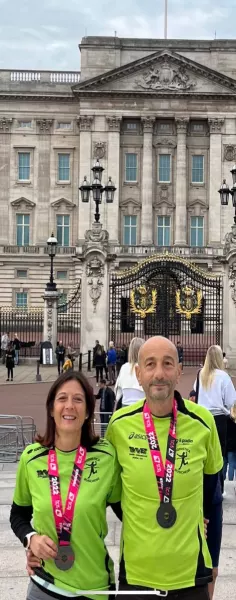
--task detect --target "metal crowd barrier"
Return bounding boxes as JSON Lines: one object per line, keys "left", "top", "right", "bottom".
{"left": 93, "top": 412, "right": 113, "bottom": 437}
{"left": 0, "top": 414, "right": 36, "bottom": 462}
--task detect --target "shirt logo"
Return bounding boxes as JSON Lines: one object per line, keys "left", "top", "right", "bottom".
{"left": 128, "top": 432, "right": 147, "bottom": 440}
{"left": 84, "top": 458, "right": 100, "bottom": 482}
{"left": 176, "top": 447, "right": 191, "bottom": 474}
{"left": 129, "top": 446, "right": 147, "bottom": 460}
{"left": 37, "top": 469, "right": 48, "bottom": 478}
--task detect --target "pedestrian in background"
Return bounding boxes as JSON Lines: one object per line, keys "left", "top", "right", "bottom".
{"left": 13, "top": 333, "right": 21, "bottom": 366}
{"left": 1, "top": 331, "right": 9, "bottom": 364}
{"left": 95, "top": 379, "right": 115, "bottom": 432}
{"left": 224, "top": 404, "right": 236, "bottom": 481}
{"left": 223, "top": 352, "right": 228, "bottom": 370}
{"left": 94, "top": 344, "right": 104, "bottom": 386}
{"left": 6, "top": 342, "right": 15, "bottom": 382}
{"left": 107, "top": 341, "right": 116, "bottom": 385}
{"left": 176, "top": 340, "right": 184, "bottom": 372}
{"left": 115, "top": 337, "right": 144, "bottom": 408}
{"left": 92, "top": 339, "right": 100, "bottom": 367}
{"left": 101, "top": 345, "right": 108, "bottom": 380}
{"left": 55, "top": 341, "right": 65, "bottom": 376}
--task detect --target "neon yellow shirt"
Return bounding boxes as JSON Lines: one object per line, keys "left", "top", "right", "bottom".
{"left": 106, "top": 394, "right": 223, "bottom": 591}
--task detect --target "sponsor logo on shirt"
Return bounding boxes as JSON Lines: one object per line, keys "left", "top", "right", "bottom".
{"left": 37, "top": 469, "right": 48, "bottom": 478}
{"left": 128, "top": 432, "right": 148, "bottom": 440}
{"left": 84, "top": 457, "right": 100, "bottom": 482}
{"left": 129, "top": 446, "right": 147, "bottom": 459}
{"left": 176, "top": 447, "right": 191, "bottom": 474}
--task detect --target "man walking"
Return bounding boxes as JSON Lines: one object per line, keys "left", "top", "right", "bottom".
{"left": 13, "top": 333, "right": 21, "bottom": 365}
{"left": 107, "top": 336, "right": 222, "bottom": 599}
{"left": 55, "top": 340, "right": 65, "bottom": 375}
{"left": 1, "top": 331, "right": 9, "bottom": 364}
{"left": 95, "top": 379, "right": 115, "bottom": 433}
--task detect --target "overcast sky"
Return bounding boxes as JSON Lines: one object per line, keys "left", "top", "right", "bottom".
{"left": 0, "top": 0, "right": 235, "bottom": 70}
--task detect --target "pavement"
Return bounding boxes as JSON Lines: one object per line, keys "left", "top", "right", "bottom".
{"left": 0, "top": 463, "right": 235, "bottom": 599}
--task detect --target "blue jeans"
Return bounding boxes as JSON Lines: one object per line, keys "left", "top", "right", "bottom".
{"left": 224, "top": 452, "right": 236, "bottom": 480}
{"left": 14, "top": 349, "right": 19, "bottom": 365}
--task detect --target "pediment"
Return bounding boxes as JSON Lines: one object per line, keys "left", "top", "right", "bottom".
{"left": 74, "top": 50, "right": 236, "bottom": 96}
{"left": 11, "top": 197, "right": 35, "bottom": 209}
{"left": 51, "top": 198, "right": 76, "bottom": 210}
{"left": 120, "top": 197, "right": 141, "bottom": 208}
{"left": 188, "top": 199, "right": 208, "bottom": 208}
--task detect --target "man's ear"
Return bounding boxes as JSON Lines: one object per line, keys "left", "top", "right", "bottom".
{"left": 176, "top": 363, "right": 181, "bottom": 383}
{"left": 135, "top": 363, "right": 142, "bottom": 385}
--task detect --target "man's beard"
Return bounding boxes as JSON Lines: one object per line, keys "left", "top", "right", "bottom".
{"left": 148, "top": 380, "right": 173, "bottom": 402}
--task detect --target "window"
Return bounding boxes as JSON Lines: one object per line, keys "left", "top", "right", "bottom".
{"left": 57, "top": 122, "right": 72, "bottom": 130}
{"left": 16, "top": 214, "right": 30, "bottom": 246}
{"left": 16, "top": 269, "right": 27, "bottom": 278}
{"left": 190, "top": 216, "right": 204, "bottom": 247}
{"left": 159, "top": 123, "right": 171, "bottom": 132}
{"left": 125, "top": 154, "right": 137, "bottom": 182}
{"left": 123, "top": 215, "right": 137, "bottom": 245}
{"left": 158, "top": 154, "right": 171, "bottom": 183}
{"left": 157, "top": 216, "right": 171, "bottom": 246}
{"left": 56, "top": 215, "right": 70, "bottom": 246}
{"left": 58, "top": 293, "right": 67, "bottom": 313}
{"left": 192, "top": 155, "right": 204, "bottom": 184}
{"left": 127, "top": 123, "right": 137, "bottom": 131}
{"left": 18, "top": 121, "right": 32, "bottom": 128}
{"left": 16, "top": 292, "right": 28, "bottom": 308}
{"left": 56, "top": 270, "right": 68, "bottom": 280}
{"left": 18, "top": 152, "right": 30, "bottom": 180}
{"left": 58, "top": 153, "right": 70, "bottom": 182}
{"left": 192, "top": 124, "right": 204, "bottom": 132}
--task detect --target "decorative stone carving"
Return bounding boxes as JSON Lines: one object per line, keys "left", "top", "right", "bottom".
{"left": 106, "top": 117, "right": 121, "bottom": 131}
{"left": 86, "top": 257, "right": 105, "bottom": 313}
{"left": 176, "top": 118, "right": 189, "bottom": 133}
{"left": 37, "top": 119, "right": 53, "bottom": 132}
{"left": 84, "top": 222, "right": 109, "bottom": 245}
{"left": 77, "top": 115, "right": 94, "bottom": 131}
{"left": 154, "top": 139, "right": 177, "bottom": 148}
{"left": 136, "top": 61, "right": 195, "bottom": 91}
{"left": 229, "top": 262, "right": 236, "bottom": 305}
{"left": 46, "top": 301, "right": 53, "bottom": 342}
{"left": 224, "top": 145, "right": 236, "bottom": 162}
{"left": 160, "top": 186, "right": 169, "bottom": 201}
{"left": 225, "top": 224, "right": 236, "bottom": 254}
{"left": 208, "top": 118, "right": 224, "bottom": 134}
{"left": 93, "top": 141, "right": 107, "bottom": 159}
{"left": 141, "top": 116, "right": 155, "bottom": 132}
{"left": 0, "top": 118, "right": 12, "bottom": 131}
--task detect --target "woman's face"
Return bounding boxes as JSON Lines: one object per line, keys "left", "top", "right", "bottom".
{"left": 51, "top": 379, "right": 88, "bottom": 437}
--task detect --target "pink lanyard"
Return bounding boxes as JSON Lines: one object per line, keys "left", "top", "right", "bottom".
{"left": 48, "top": 446, "right": 87, "bottom": 546}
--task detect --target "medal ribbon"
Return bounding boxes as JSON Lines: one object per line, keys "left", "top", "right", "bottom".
{"left": 48, "top": 446, "right": 87, "bottom": 547}
{"left": 143, "top": 400, "right": 177, "bottom": 505}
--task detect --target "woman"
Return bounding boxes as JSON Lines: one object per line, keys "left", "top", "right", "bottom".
{"left": 94, "top": 344, "right": 104, "bottom": 386}
{"left": 194, "top": 345, "right": 236, "bottom": 460}
{"left": 10, "top": 370, "right": 121, "bottom": 600}
{"left": 115, "top": 337, "right": 144, "bottom": 408}
{"left": 6, "top": 341, "right": 15, "bottom": 382}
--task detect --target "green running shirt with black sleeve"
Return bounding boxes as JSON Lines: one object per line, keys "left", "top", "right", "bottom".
{"left": 12, "top": 438, "right": 121, "bottom": 600}
{"left": 106, "top": 392, "right": 223, "bottom": 591}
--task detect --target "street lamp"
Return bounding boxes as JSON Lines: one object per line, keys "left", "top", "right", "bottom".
{"left": 46, "top": 232, "right": 58, "bottom": 291}
{"left": 79, "top": 159, "right": 116, "bottom": 223}
{"left": 219, "top": 165, "right": 236, "bottom": 224}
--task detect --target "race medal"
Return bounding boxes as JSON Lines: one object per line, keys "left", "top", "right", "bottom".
{"left": 156, "top": 503, "right": 177, "bottom": 529}
{"left": 54, "top": 544, "right": 75, "bottom": 571}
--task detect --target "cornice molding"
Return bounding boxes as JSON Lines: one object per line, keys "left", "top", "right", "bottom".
{"left": 51, "top": 198, "right": 76, "bottom": 210}
{"left": 106, "top": 116, "right": 121, "bottom": 131}
{"left": 11, "top": 197, "right": 36, "bottom": 208}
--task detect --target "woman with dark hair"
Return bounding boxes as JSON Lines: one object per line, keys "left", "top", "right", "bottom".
{"left": 10, "top": 370, "right": 121, "bottom": 600}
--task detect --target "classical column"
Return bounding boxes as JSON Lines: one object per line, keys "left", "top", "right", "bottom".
{"left": 0, "top": 118, "right": 12, "bottom": 244}
{"left": 106, "top": 117, "right": 121, "bottom": 243}
{"left": 78, "top": 115, "right": 94, "bottom": 242}
{"left": 43, "top": 289, "right": 59, "bottom": 359}
{"left": 80, "top": 254, "right": 107, "bottom": 354}
{"left": 141, "top": 117, "right": 155, "bottom": 244}
{"left": 36, "top": 119, "right": 53, "bottom": 243}
{"left": 209, "top": 118, "right": 224, "bottom": 245}
{"left": 174, "top": 118, "right": 188, "bottom": 245}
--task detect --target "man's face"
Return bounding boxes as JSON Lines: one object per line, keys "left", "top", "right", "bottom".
{"left": 136, "top": 338, "right": 181, "bottom": 404}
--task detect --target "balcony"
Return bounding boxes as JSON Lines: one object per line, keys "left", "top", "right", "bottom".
{"left": 109, "top": 245, "right": 225, "bottom": 258}
{"left": 0, "top": 70, "right": 80, "bottom": 93}
{"left": 0, "top": 246, "right": 76, "bottom": 255}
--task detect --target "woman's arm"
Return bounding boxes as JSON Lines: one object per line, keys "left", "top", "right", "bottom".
{"left": 10, "top": 501, "right": 34, "bottom": 543}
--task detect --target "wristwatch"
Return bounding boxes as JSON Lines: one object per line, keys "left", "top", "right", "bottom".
{"left": 23, "top": 531, "right": 37, "bottom": 550}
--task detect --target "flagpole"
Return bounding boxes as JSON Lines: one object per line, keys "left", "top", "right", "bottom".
{"left": 164, "top": 0, "right": 168, "bottom": 39}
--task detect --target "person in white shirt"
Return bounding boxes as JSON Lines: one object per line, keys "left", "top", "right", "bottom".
{"left": 114, "top": 337, "right": 144, "bottom": 408}
{"left": 223, "top": 352, "right": 228, "bottom": 370}
{"left": 194, "top": 345, "right": 236, "bottom": 492}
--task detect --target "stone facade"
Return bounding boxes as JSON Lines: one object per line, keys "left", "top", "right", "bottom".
{"left": 1, "top": 38, "right": 236, "bottom": 360}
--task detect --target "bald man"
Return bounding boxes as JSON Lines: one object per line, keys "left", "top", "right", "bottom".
{"left": 106, "top": 336, "right": 222, "bottom": 600}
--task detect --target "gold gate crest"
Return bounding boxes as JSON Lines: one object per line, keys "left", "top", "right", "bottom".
{"left": 130, "top": 285, "right": 157, "bottom": 319}
{"left": 176, "top": 285, "right": 202, "bottom": 320}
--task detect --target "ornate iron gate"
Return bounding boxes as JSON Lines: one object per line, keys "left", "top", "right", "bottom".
{"left": 0, "top": 308, "right": 43, "bottom": 357}
{"left": 109, "top": 254, "right": 223, "bottom": 366}
{"left": 57, "top": 284, "right": 81, "bottom": 351}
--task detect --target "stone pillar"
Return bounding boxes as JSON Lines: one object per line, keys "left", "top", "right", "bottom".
{"left": 225, "top": 259, "right": 236, "bottom": 368}
{"left": 36, "top": 119, "right": 53, "bottom": 243}
{"left": 78, "top": 116, "right": 94, "bottom": 242}
{"left": 141, "top": 117, "right": 155, "bottom": 244}
{"left": 106, "top": 117, "right": 121, "bottom": 243}
{"left": 0, "top": 118, "right": 12, "bottom": 244}
{"left": 175, "top": 118, "right": 188, "bottom": 245}
{"left": 208, "top": 118, "right": 224, "bottom": 245}
{"left": 80, "top": 254, "right": 108, "bottom": 353}
{"left": 43, "top": 290, "right": 60, "bottom": 357}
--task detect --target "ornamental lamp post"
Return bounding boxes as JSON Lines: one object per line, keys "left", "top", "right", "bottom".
{"left": 79, "top": 159, "right": 116, "bottom": 223}
{"left": 46, "top": 232, "right": 58, "bottom": 291}
{"left": 219, "top": 166, "right": 236, "bottom": 224}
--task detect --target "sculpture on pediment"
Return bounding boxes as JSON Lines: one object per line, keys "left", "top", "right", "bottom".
{"left": 136, "top": 61, "right": 195, "bottom": 91}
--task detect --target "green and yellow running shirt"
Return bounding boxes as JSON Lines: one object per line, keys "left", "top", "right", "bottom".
{"left": 13, "top": 438, "right": 121, "bottom": 599}
{"left": 106, "top": 392, "right": 223, "bottom": 591}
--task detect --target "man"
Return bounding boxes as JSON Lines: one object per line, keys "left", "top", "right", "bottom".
{"left": 13, "top": 333, "right": 21, "bottom": 366}
{"left": 95, "top": 379, "right": 115, "bottom": 433}
{"left": 1, "top": 331, "right": 9, "bottom": 364}
{"left": 55, "top": 340, "right": 65, "bottom": 375}
{"left": 106, "top": 336, "right": 223, "bottom": 600}
{"left": 176, "top": 340, "right": 184, "bottom": 372}
{"left": 93, "top": 339, "right": 100, "bottom": 368}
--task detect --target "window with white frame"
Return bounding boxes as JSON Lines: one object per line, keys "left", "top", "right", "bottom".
{"left": 190, "top": 216, "right": 204, "bottom": 247}
{"left": 57, "top": 122, "right": 72, "bottom": 130}
{"left": 16, "top": 214, "right": 30, "bottom": 246}
{"left": 18, "top": 121, "right": 32, "bottom": 128}
{"left": 16, "top": 269, "right": 28, "bottom": 278}
{"left": 123, "top": 215, "right": 137, "bottom": 245}
{"left": 56, "top": 215, "right": 70, "bottom": 246}
{"left": 125, "top": 153, "right": 137, "bottom": 182}
{"left": 56, "top": 270, "right": 68, "bottom": 280}
{"left": 158, "top": 154, "right": 171, "bottom": 183}
{"left": 157, "top": 216, "right": 171, "bottom": 246}
{"left": 192, "top": 155, "right": 204, "bottom": 184}
{"left": 18, "top": 152, "right": 30, "bottom": 180}
{"left": 16, "top": 292, "right": 28, "bottom": 308}
{"left": 58, "top": 153, "right": 70, "bottom": 182}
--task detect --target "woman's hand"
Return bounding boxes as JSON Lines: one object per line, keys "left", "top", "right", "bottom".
{"left": 29, "top": 534, "right": 58, "bottom": 561}
{"left": 26, "top": 549, "right": 42, "bottom": 576}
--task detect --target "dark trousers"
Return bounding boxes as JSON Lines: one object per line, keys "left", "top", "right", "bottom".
{"left": 118, "top": 583, "right": 210, "bottom": 600}
{"left": 7, "top": 367, "right": 13, "bottom": 380}
{"left": 57, "top": 358, "right": 64, "bottom": 375}
{"left": 96, "top": 366, "right": 103, "bottom": 383}
{"left": 214, "top": 414, "right": 227, "bottom": 492}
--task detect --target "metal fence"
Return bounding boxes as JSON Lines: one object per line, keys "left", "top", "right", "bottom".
{"left": 93, "top": 412, "right": 113, "bottom": 437}
{"left": 0, "top": 415, "right": 36, "bottom": 462}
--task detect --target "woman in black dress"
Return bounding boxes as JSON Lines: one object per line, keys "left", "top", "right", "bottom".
{"left": 6, "top": 342, "right": 15, "bottom": 382}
